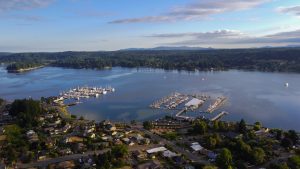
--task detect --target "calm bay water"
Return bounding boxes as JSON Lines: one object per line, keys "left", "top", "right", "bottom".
{"left": 0, "top": 65, "right": 300, "bottom": 130}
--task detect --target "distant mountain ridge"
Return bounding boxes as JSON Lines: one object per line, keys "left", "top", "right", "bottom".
{"left": 120, "top": 46, "right": 214, "bottom": 51}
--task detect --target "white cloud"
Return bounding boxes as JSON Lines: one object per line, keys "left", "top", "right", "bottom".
{"left": 147, "top": 30, "right": 245, "bottom": 38}
{"left": 110, "top": 0, "right": 271, "bottom": 24}
{"left": 0, "top": 0, "right": 53, "bottom": 12}
{"left": 277, "top": 5, "right": 300, "bottom": 16}
{"left": 149, "top": 29, "right": 300, "bottom": 47}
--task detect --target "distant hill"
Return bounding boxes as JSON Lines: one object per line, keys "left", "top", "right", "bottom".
{"left": 2, "top": 47, "right": 300, "bottom": 73}
{"left": 0, "top": 52, "right": 12, "bottom": 56}
{"left": 120, "top": 46, "right": 214, "bottom": 51}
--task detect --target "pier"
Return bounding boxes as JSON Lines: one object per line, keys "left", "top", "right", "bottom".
{"left": 210, "top": 111, "right": 229, "bottom": 121}
{"left": 206, "top": 96, "right": 227, "bottom": 113}
{"left": 175, "top": 108, "right": 187, "bottom": 117}
{"left": 175, "top": 108, "right": 195, "bottom": 121}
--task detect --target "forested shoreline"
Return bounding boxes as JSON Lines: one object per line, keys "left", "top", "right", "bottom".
{"left": 1, "top": 47, "right": 300, "bottom": 72}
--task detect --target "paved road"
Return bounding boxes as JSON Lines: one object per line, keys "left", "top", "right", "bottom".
{"left": 17, "top": 145, "right": 156, "bottom": 168}
{"left": 133, "top": 125, "right": 210, "bottom": 165}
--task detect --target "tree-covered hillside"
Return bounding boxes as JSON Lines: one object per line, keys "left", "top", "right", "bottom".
{"left": 1, "top": 48, "right": 300, "bottom": 72}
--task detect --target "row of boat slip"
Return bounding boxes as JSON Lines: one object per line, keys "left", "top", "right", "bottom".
{"left": 206, "top": 96, "right": 227, "bottom": 113}
{"left": 150, "top": 92, "right": 183, "bottom": 109}
{"left": 59, "top": 86, "right": 115, "bottom": 100}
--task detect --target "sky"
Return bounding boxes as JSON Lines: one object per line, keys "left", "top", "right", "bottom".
{"left": 0, "top": 0, "right": 300, "bottom": 52}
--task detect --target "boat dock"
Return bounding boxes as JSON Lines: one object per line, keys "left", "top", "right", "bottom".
{"left": 206, "top": 96, "right": 227, "bottom": 113}
{"left": 174, "top": 108, "right": 195, "bottom": 121}
{"left": 54, "top": 86, "right": 115, "bottom": 103}
{"left": 150, "top": 92, "right": 188, "bottom": 109}
{"left": 150, "top": 92, "right": 209, "bottom": 110}
{"left": 175, "top": 108, "right": 187, "bottom": 117}
{"left": 210, "top": 111, "right": 229, "bottom": 121}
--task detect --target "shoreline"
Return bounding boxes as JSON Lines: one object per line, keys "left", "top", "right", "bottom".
{"left": 7, "top": 65, "right": 44, "bottom": 73}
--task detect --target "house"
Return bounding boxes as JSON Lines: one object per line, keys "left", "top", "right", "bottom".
{"left": 54, "top": 118, "right": 62, "bottom": 125}
{"left": 75, "top": 143, "right": 86, "bottom": 152}
{"left": 125, "top": 129, "right": 133, "bottom": 135}
{"left": 122, "top": 138, "right": 130, "bottom": 144}
{"left": 64, "top": 136, "right": 84, "bottom": 143}
{"left": 172, "top": 156, "right": 185, "bottom": 165}
{"left": 45, "top": 114, "right": 54, "bottom": 119}
{"left": 0, "top": 127, "right": 4, "bottom": 135}
{"left": 38, "top": 116, "right": 45, "bottom": 121}
{"left": 45, "top": 138, "right": 55, "bottom": 149}
{"left": 0, "top": 135, "right": 7, "bottom": 142}
{"left": 88, "top": 133, "right": 96, "bottom": 139}
{"left": 207, "top": 151, "right": 217, "bottom": 161}
{"left": 37, "top": 151, "right": 47, "bottom": 161}
{"left": 43, "top": 127, "right": 54, "bottom": 133}
{"left": 59, "top": 148, "right": 72, "bottom": 155}
{"left": 132, "top": 150, "right": 147, "bottom": 160}
{"left": 190, "top": 142, "right": 203, "bottom": 152}
{"left": 132, "top": 134, "right": 144, "bottom": 143}
{"left": 111, "top": 131, "right": 118, "bottom": 136}
{"left": 84, "top": 127, "right": 95, "bottom": 134}
{"left": 142, "top": 138, "right": 151, "bottom": 145}
{"left": 101, "top": 136, "right": 113, "bottom": 142}
{"left": 100, "top": 120, "right": 111, "bottom": 126}
{"left": 115, "top": 132, "right": 124, "bottom": 138}
{"left": 224, "top": 131, "right": 242, "bottom": 139}
{"left": 93, "top": 142, "right": 109, "bottom": 148}
{"left": 184, "top": 165, "right": 195, "bottom": 169}
{"left": 162, "top": 150, "right": 178, "bottom": 158}
{"left": 56, "top": 160, "right": 76, "bottom": 169}
{"left": 26, "top": 130, "right": 39, "bottom": 143}
{"left": 255, "top": 128, "right": 270, "bottom": 136}
{"left": 146, "top": 147, "right": 168, "bottom": 158}
{"left": 115, "top": 139, "right": 123, "bottom": 145}
{"left": 106, "top": 124, "right": 116, "bottom": 131}
{"left": 137, "top": 160, "right": 161, "bottom": 169}
{"left": 62, "top": 124, "right": 71, "bottom": 133}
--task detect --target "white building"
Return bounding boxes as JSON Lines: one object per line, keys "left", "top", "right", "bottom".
{"left": 163, "top": 150, "right": 178, "bottom": 158}
{"left": 190, "top": 142, "right": 203, "bottom": 152}
{"left": 185, "top": 98, "right": 204, "bottom": 109}
{"left": 146, "top": 147, "right": 167, "bottom": 154}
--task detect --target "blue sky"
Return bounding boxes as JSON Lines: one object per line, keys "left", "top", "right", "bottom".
{"left": 0, "top": 0, "right": 300, "bottom": 52}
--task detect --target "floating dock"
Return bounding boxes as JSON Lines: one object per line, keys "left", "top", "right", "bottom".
{"left": 206, "top": 96, "right": 227, "bottom": 113}
{"left": 210, "top": 111, "right": 229, "bottom": 121}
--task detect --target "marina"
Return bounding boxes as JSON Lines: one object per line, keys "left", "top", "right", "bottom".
{"left": 150, "top": 92, "right": 210, "bottom": 111}
{"left": 54, "top": 86, "right": 115, "bottom": 104}
{"left": 150, "top": 92, "right": 228, "bottom": 122}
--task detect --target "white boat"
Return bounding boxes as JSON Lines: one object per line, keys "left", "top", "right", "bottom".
{"left": 285, "top": 83, "right": 289, "bottom": 87}
{"left": 103, "top": 90, "right": 107, "bottom": 95}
